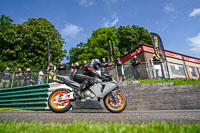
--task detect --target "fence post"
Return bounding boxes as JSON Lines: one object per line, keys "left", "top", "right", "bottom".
{"left": 11, "top": 72, "right": 15, "bottom": 88}
{"left": 47, "top": 74, "right": 49, "bottom": 84}
{"left": 150, "top": 59, "right": 156, "bottom": 79}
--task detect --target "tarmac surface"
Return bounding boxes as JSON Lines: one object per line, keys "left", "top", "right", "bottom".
{"left": 0, "top": 110, "right": 200, "bottom": 123}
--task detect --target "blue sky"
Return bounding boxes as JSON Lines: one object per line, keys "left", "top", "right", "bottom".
{"left": 1, "top": 0, "right": 200, "bottom": 59}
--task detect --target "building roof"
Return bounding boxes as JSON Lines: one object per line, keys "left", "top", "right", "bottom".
{"left": 120, "top": 44, "right": 200, "bottom": 64}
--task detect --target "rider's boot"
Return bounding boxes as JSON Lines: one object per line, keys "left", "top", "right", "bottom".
{"left": 76, "top": 90, "right": 83, "bottom": 99}
{"left": 75, "top": 83, "right": 86, "bottom": 99}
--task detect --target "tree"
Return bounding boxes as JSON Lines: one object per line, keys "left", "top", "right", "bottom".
{"left": 0, "top": 15, "right": 67, "bottom": 71}
{"left": 68, "top": 27, "right": 121, "bottom": 64}
{"left": 0, "top": 60, "right": 8, "bottom": 72}
{"left": 22, "top": 18, "right": 67, "bottom": 69}
{"left": 68, "top": 25, "right": 152, "bottom": 64}
{"left": 0, "top": 14, "right": 15, "bottom": 71}
{"left": 117, "top": 25, "right": 152, "bottom": 55}
{"left": 0, "top": 14, "right": 13, "bottom": 25}
{"left": 68, "top": 42, "right": 87, "bottom": 64}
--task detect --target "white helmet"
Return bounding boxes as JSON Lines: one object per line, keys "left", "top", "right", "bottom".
{"left": 91, "top": 59, "right": 101, "bottom": 70}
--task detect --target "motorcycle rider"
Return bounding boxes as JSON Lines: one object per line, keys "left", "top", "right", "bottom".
{"left": 73, "top": 59, "right": 103, "bottom": 97}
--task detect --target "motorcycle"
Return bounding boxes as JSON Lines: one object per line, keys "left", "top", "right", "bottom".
{"left": 48, "top": 74, "right": 127, "bottom": 113}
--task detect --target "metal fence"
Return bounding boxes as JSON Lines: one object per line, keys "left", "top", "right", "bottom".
{"left": 123, "top": 62, "right": 150, "bottom": 80}
{"left": 1, "top": 62, "right": 200, "bottom": 89}
{"left": 0, "top": 68, "right": 73, "bottom": 89}
{"left": 0, "top": 70, "right": 49, "bottom": 89}
{"left": 109, "top": 62, "right": 153, "bottom": 81}
{"left": 110, "top": 61, "right": 200, "bottom": 81}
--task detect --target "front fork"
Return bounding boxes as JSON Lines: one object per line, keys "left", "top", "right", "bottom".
{"left": 109, "top": 90, "right": 120, "bottom": 103}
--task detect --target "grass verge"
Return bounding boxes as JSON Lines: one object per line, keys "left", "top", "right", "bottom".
{"left": 0, "top": 121, "right": 200, "bottom": 133}
{"left": 140, "top": 79, "right": 171, "bottom": 84}
{"left": 140, "top": 79, "right": 200, "bottom": 85}
{"left": 0, "top": 108, "right": 30, "bottom": 112}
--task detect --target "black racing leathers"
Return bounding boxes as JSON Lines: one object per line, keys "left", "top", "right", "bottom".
{"left": 73, "top": 65, "right": 101, "bottom": 90}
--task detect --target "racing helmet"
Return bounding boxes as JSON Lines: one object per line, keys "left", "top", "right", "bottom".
{"left": 91, "top": 59, "right": 101, "bottom": 70}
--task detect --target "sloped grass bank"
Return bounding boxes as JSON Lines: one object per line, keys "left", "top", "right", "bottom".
{"left": 0, "top": 121, "right": 200, "bottom": 133}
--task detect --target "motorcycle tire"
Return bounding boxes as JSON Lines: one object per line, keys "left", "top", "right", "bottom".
{"left": 104, "top": 91, "right": 127, "bottom": 113}
{"left": 48, "top": 89, "right": 72, "bottom": 113}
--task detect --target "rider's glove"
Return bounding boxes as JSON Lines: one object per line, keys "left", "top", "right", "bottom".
{"left": 101, "top": 76, "right": 107, "bottom": 81}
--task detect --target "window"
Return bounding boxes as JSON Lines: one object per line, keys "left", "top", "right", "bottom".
{"left": 169, "top": 63, "right": 185, "bottom": 76}
{"left": 198, "top": 68, "right": 200, "bottom": 77}
{"left": 189, "top": 66, "right": 197, "bottom": 77}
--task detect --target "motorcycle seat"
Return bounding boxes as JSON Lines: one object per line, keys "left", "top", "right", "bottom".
{"left": 56, "top": 75, "right": 80, "bottom": 88}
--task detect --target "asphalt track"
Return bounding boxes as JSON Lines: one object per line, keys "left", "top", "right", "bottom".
{"left": 0, "top": 110, "right": 200, "bottom": 123}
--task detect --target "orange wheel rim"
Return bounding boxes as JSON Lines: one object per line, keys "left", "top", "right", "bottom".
{"left": 51, "top": 91, "right": 70, "bottom": 109}
{"left": 106, "top": 92, "right": 125, "bottom": 111}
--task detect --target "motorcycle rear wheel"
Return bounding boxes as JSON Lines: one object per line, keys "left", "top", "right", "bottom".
{"left": 104, "top": 91, "right": 127, "bottom": 113}
{"left": 48, "top": 89, "right": 72, "bottom": 113}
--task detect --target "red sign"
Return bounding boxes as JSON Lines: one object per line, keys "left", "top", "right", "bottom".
{"left": 120, "top": 46, "right": 144, "bottom": 62}
{"left": 183, "top": 56, "right": 200, "bottom": 64}
{"left": 142, "top": 45, "right": 154, "bottom": 53}
{"left": 164, "top": 51, "right": 183, "bottom": 60}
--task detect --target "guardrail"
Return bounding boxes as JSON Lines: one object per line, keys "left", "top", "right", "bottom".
{"left": 0, "top": 83, "right": 72, "bottom": 110}
{"left": 0, "top": 84, "right": 50, "bottom": 110}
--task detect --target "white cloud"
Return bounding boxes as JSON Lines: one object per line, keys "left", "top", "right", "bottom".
{"left": 103, "top": 15, "right": 119, "bottom": 27}
{"left": 24, "top": 7, "right": 30, "bottom": 10}
{"left": 18, "top": 18, "right": 26, "bottom": 24}
{"left": 164, "top": 4, "right": 175, "bottom": 13}
{"left": 161, "top": 24, "right": 169, "bottom": 31}
{"left": 103, "top": 0, "right": 118, "bottom": 4}
{"left": 80, "top": 0, "right": 95, "bottom": 7}
{"left": 170, "top": 16, "right": 176, "bottom": 22}
{"left": 103, "top": 0, "right": 125, "bottom": 4}
{"left": 187, "top": 33, "right": 200, "bottom": 52}
{"left": 61, "top": 23, "right": 83, "bottom": 38}
{"left": 189, "top": 8, "right": 200, "bottom": 17}
{"left": 161, "top": 16, "right": 176, "bottom": 31}
{"left": 155, "top": 21, "right": 159, "bottom": 25}
{"left": 109, "top": 0, "right": 118, "bottom": 3}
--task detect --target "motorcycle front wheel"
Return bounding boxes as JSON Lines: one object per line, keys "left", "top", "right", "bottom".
{"left": 48, "top": 89, "right": 72, "bottom": 113}
{"left": 104, "top": 91, "right": 127, "bottom": 113}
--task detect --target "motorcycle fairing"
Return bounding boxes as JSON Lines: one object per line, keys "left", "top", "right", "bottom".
{"left": 71, "top": 99, "right": 103, "bottom": 109}
{"left": 89, "top": 81, "right": 118, "bottom": 98}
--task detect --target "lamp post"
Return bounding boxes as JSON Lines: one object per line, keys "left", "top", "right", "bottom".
{"left": 47, "top": 37, "right": 50, "bottom": 83}
{"left": 47, "top": 37, "right": 50, "bottom": 69}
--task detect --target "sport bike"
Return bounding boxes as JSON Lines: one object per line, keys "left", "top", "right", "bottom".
{"left": 48, "top": 74, "right": 127, "bottom": 113}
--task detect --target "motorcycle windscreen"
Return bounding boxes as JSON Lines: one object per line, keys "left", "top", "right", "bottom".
{"left": 90, "top": 82, "right": 117, "bottom": 98}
